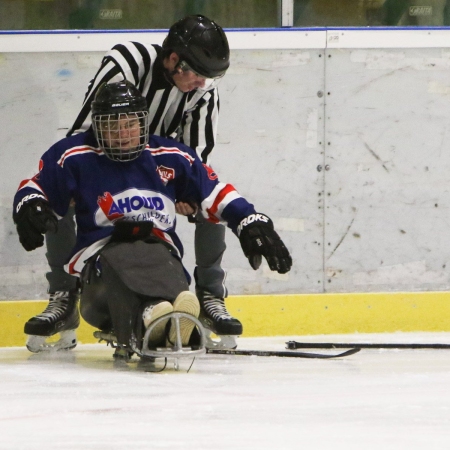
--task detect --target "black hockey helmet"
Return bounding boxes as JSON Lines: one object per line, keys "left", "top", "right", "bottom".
{"left": 91, "top": 81, "right": 149, "bottom": 162}
{"left": 162, "top": 15, "right": 230, "bottom": 79}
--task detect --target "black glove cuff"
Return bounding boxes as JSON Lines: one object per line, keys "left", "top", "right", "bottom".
{"left": 13, "top": 194, "right": 47, "bottom": 223}
{"left": 237, "top": 213, "right": 272, "bottom": 237}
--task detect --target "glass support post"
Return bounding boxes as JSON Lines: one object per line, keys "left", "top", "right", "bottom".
{"left": 280, "top": 0, "right": 294, "bottom": 27}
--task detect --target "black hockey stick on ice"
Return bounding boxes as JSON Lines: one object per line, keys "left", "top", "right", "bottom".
{"left": 206, "top": 347, "right": 360, "bottom": 359}
{"left": 286, "top": 341, "right": 450, "bottom": 350}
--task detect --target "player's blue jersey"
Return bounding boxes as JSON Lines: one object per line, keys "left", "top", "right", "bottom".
{"left": 13, "top": 130, "right": 255, "bottom": 275}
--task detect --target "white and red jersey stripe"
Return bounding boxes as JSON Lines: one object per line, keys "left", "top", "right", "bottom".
{"left": 202, "top": 183, "right": 242, "bottom": 223}
{"left": 150, "top": 146, "right": 195, "bottom": 165}
{"left": 57, "top": 145, "right": 103, "bottom": 167}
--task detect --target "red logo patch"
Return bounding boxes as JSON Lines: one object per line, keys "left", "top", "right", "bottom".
{"left": 97, "top": 192, "right": 125, "bottom": 223}
{"left": 157, "top": 165, "right": 175, "bottom": 183}
{"left": 203, "top": 164, "right": 218, "bottom": 181}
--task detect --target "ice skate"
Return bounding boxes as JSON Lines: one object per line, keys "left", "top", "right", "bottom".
{"left": 24, "top": 290, "right": 80, "bottom": 353}
{"left": 202, "top": 330, "right": 239, "bottom": 350}
{"left": 26, "top": 330, "right": 78, "bottom": 353}
{"left": 197, "top": 290, "right": 241, "bottom": 350}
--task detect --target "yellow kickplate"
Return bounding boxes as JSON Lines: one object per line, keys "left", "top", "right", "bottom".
{"left": 0, "top": 300, "right": 97, "bottom": 348}
{"left": 1, "top": 292, "right": 450, "bottom": 348}
{"left": 227, "top": 292, "right": 450, "bottom": 337}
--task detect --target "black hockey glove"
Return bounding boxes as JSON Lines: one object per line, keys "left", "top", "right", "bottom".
{"left": 110, "top": 220, "right": 154, "bottom": 243}
{"left": 13, "top": 196, "right": 58, "bottom": 251}
{"left": 237, "top": 213, "right": 292, "bottom": 274}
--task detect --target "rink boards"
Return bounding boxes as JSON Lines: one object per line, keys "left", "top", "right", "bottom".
{"left": 2, "top": 29, "right": 450, "bottom": 348}
{"left": 1, "top": 291, "right": 450, "bottom": 348}
{"left": 3, "top": 29, "right": 450, "bottom": 300}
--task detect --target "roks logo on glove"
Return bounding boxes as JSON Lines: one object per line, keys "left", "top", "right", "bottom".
{"left": 237, "top": 213, "right": 270, "bottom": 236}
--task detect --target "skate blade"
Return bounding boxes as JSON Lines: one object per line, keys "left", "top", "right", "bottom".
{"left": 26, "top": 330, "right": 77, "bottom": 353}
{"left": 204, "top": 330, "right": 238, "bottom": 350}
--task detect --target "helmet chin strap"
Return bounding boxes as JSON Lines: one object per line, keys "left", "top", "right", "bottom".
{"left": 163, "top": 63, "right": 182, "bottom": 87}
{"left": 163, "top": 70, "right": 175, "bottom": 87}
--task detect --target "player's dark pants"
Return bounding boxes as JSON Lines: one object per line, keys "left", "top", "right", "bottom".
{"left": 194, "top": 213, "right": 227, "bottom": 298}
{"left": 45, "top": 205, "right": 78, "bottom": 292}
{"left": 80, "top": 240, "right": 189, "bottom": 347}
{"left": 45, "top": 207, "right": 227, "bottom": 298}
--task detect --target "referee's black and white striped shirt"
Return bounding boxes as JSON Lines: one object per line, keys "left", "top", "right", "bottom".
{"left": 67, "top": 41, "right": 220, "bottom": 164}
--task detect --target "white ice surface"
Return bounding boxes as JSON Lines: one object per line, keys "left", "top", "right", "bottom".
{"left": 1, "top": 333, "right": 450, "bottom": 450}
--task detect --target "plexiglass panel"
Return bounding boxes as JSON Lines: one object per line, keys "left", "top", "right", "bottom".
{"left": 0, "top": 0, "right": 279, "bottom": 31}
{"left": 294, "top": 0, "right": 450, "bottom": 27}
{"left": 1, "top": 1, "right": 450, "bottom": 33}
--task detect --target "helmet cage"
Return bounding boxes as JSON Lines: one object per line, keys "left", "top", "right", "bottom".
{"left": 92, "top": 111, "right": 149, "bottom": 162}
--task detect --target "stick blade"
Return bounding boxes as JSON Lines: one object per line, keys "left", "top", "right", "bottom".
{"left": 206, "top": 347, "right": 360, "bottom": 359}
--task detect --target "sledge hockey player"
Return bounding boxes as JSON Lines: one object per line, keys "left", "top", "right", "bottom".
{"left": 13, "top": 81, "right": 292, "bottom": 359}
{"left": 23, "top": 14, "right": 245, "bottom": 352}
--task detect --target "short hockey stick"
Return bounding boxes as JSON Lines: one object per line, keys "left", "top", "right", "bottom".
{"left": 286, "top": 341, "right": 450, "bottom": 350}
{"left": 206, "top": 347, "right": 360, "bottom": 359}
